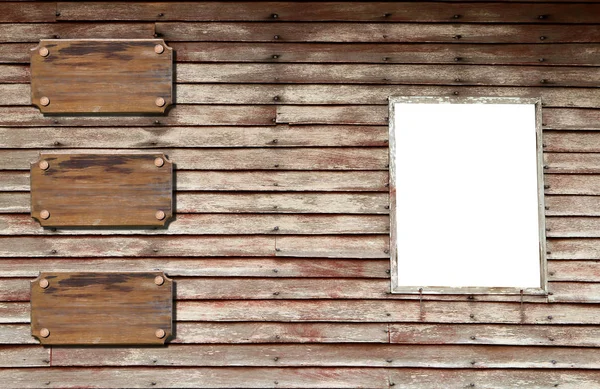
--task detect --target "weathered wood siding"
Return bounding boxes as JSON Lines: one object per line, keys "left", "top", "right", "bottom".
{"left": 0, "top": 1, "right": 599, "bottom": 388}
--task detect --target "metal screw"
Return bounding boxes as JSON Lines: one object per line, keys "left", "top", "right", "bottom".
{"left": 39, "top": 160, "right": 49, "bottom": 170}
{"left": 158, "top": 12, "right": 164, "bottom": 17}
{"left": 39, "top": 47, "right": 49, "bottom": 57}
{"left": 39, "top": 279, "right": 49, "bottom": 289}
{"left": 275, "top": 247, "right": 281, "bottom": 251}
{"left": 40, "top": 210, "right": 50, "bottom": 220}
{"left": 273, "top": 96, "right": 280, "bottom": 101}
{"left": 40, "top": 96, "right": 50, "bottom": 106}
{"left": 273, "top": 269, "right": 278, "bottom": 273}
{"left": 470, "top": 336, "right": 476, "bottom": 340}
{"left": 384, "top": 249, "right": 390, "bottom": 254}
{"left": 551, "top": 360, "right": 557, "bottom": 364}
{"left": 273, "top": 35, "right": 280, "bottom": 40}
{"left": 272, "top": 139, "right": 278, "bottom": 143}
{"left": 468, "top": 295, "right": 474, "bottom": 300}
{"left": 273, "top": 356, "right": 279, "bottom": 361}
{"left": 453, "top": 91, "right": 459, "bottom": 95}
{"left": 549, "top": 337, "right": 555, "bottom": 341}
{"left": 154, "top": 276, "right": 165, "bottom": 286}
{"left": 155, "top": 329, "right": 166, "bottom": 339}
{"left": 274, "top": 164, "right": 280, "bottom": 168}
{"left": 382, "top": 57, "right": 389, "bottom": 61}
{"left": 154, "top": 120, "right": 161, "bottom": 125}
{"left": 545, "top": 206, "right": 549, "bottom": 210}
{"left": 540, "top": 36, "right": 546, "bottom": 40}
{"left": 272, "top": 54, "right": 279, "bottom": 59}
{"left": 273, "top": 292, "right": 279, "bottom": 296}
{"left": 453, "top": 14, "right": 460, "bottom": 19}
{"left": 50, "top": 249, "right": 57, "bottom": 254}
{"left": 385, "top": 269, "right": 390, "bottom": 274}
{"left": 454, "top": 78, "right": 461, "bottom": 82}
{"left": 453, "top": 35, "right": 462, "bottom": 40}
{"left": 454, "top": 57, "right": 461, "bottom": 62}
{"left": 273, "top": 226, "right": 279, "bottom": 231}
{"left": 271, "top": 13, "right": 278, "bottom": 19}
{"left": 544, "top": 185, "right": 550, "bottom": 189}
{"left": 155, "top": 97, "right": 166, "bottom": 107}
{"left": 470, "top": 314, "right": 475, "bottom": 318}
{"left": 539, "top": 58, "right": 545, "bottom": 62}
{"left": 548, "top": 315, "right": 553, "bottom": 320}
{"left": 541, "top": 79, "right": 548, "bottom": 84}
{"left": 154, "top": 157, "right": 165, "bottom": 167}
{"left": 40, "top": 328, "right": 50, "bottom": 338}
{"left": 55, "top": 11, "right": 61, "bottom": 17}
{"left": 386, "top": 358, "right": 393, "bottom": 363}
{"left": 155, "top": 210, "right": 166, "bottom": 220}
{"left": 383, "top": 13, "right": 392, "bottom": 17}
{"left": 538, "top": 15, "right": 547, "bottom": 19}
{"left": 154, "top": 44, "right": 165, "bottom": 54}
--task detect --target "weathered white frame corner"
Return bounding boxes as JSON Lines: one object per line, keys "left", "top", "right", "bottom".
{"left": 388, "top": 96, "right": 547, "bottom": 296}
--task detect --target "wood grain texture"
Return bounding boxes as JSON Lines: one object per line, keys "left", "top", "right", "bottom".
{"left": 0, "top": 192, "right": 390, "bottom": 214}
{"left": 57, "top": 2, "right": 600, "bottom": 23}
{"left": 549, "top": 261, "right": 600, "bottom": 282}
{"left": 545, "top": 196, "right": 600, "bottom": 216}
{"left": 176, "top": 63, "right": 600, "bottom": 87}
{"left": 0, "top": 105, "right": 277, "bottom": 126}
{"left": 30, "top": 271, "right": 172, "bottom": 345}
{"left": 0, "top": 236, "right": 277, "bottom": 257}
{"left": 30, "top": 153, "right": 173, "bottom": 227}
{"left": 30, "top": 39, "right": 173, "bottom": 114}
{"left": 0, "top": 258, "right": 390, "bottom": 278}
{"left": 0, "top": 125, "right": 388, "bottom": 148}
{"left": 4, "top": 83, "right": 600, "bottom": 107}
{"left": 545, "top": 174, "right": 600, "bottom": 195}
{"left": 545, "top": 132, "right": 600, "bottom": 153}
{"left": 171, "top": 42, "right": 600, "bottom": 66}
{"left": 0, "top": 23, "right": 155, "bottom": 43}
{"left": 156, "top": 22, "right": 600, "bottom": 43}
{"left": 547, "top": 217, "right": 600, "bottom": 237}
{"left": 2, "top": 368, "right": 600, "bottom": 389}
{"left": 0, "top": 214, "right": 390, "bottom": 235}
{"left": 0, "top": 346, "right": 49, "bottom": 367}
{"left": 48, "top": 344, "right": 600, "bottom": 368}
{"left": 548, "top": 238, "right": 600, "bottom": 260}
{"left": 0, "top": 2, "right": 56, "bottom": 22}
{"left": 390, "top": 323, "right": 600, "bottom": 347}
{"left": 0, "top": 147, "right": 389, "bottom": 170}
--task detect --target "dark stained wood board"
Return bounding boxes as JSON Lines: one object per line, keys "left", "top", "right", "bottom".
{"left": 30, "top": 272, "right": 172, "bottom": 345}
{"left": 30, "top": 153, "right": 173, "bottom": 227}
{"left": 30, "top": 39, "right": 173, "bottom": 113}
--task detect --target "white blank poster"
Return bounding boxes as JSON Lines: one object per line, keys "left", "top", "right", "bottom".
{"left": 393, "top": 102, "right": 542, "bottom": 290}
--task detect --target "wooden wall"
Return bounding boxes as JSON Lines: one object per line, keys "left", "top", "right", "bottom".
{"left": 1, "top": 1, "right": 600, "bottom": 388}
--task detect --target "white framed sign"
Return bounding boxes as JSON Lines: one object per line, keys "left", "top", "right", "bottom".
{"left": 389, "top": 96, "right": 546, "bottom": 295}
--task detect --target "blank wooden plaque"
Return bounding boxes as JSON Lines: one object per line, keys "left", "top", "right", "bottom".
{"left": 30, "top": 153, "right": 173, "bottom": 227}
{"left": 30, "top": 39, "right": 173, "bottom": 114}
{"left": 31, "top": 272, "right": 173, "bottom": 345}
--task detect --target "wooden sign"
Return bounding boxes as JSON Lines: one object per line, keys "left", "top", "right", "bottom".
{"left": 31, "top": 272, "right": 173, "bottom": 345}
{"left": 30, "top": 39, "right": 173, "bottom": 114}
{"left": 30, "top": 153, "right": 173, "bottom": 227}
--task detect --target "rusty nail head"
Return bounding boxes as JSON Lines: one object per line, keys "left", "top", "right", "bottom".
{"left": 155, "top": 329, "right": 166, "bottom": 338}
{"left": 40, "top": 210, "right": 50, "bottom": 220}
{"left": 154, "top": 276, "right": 165, "bottom": 286}
{"left": 155, "top": 210, "right": 166, "bottom": 220}
{"left": 154, "top": 157, "right": 164, "bottom": 167}
{"left": 40, "top": 97, "right": 50, "bottom": 106}
{"left": 39, "top": 160, "right": 49, "bottom": 170}
{"left": 154, "top": 44, "right": 164, "bottom": 54}
{"left": 39, "top": 279, "right": 49, "bottom": 289}
{"left": 39, "top": 47, "right": 49, "bottom": 57}
{"left": 155, "top": 97, "right": 165, "bottom": 107}
{"left": 40, "top": 328, "right": 50, "bottom": 338}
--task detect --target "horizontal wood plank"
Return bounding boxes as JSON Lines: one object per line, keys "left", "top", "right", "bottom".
{"left": 545, "top": 174, "right": 600, "bottom": 195}
{"left": 0, "top": 325, "right": 37, "bottom": 344}
{"left": 545, "top": 153, "right": 600, "bottom": 174}
{"left": 0, "top": 125, "right": 388, "bottom": 148}
{"left": 0, "top": 2, "right": 56, "bottom": 22}
{"left": 174, "top": 300, "right": 600, "bottom": 324}
{"left": 3, "top": 367, "right": 600, "bottom": 389}
{"left": 58, "top": 2, "right": 600, "bottom": 23}
{"left": 390, "top": 323, "right": 600, "bottom": 347}
{"left": 276, "top": 235, "right": 389, "bottom": 258}
{"left": 0, "top": 148, "right": 388, "bottom": 171}
{"left": 5, "top": 300, "right": 600, "bottom": 324}
{"left": 0, "top": 23, "right": 155, "bottom": 43}
{"left": 545, "top": 196, "right": 600, "bottom": 216}
{"left": 48, "top": 344, "right": 600, "bottom": 368}
{"left": 548, "top": 238, "right": 600, "bottom": 260}
{"left": 545, "top": 132, "right": 600, "bottom": 153}
{"left": 0, "top": 258, "right": 389, "bottom": 278}
{"left": 176, "top": 63, "right": 600, "bottom": 87}
{"left": 547, "top": 217, "right": 600, "bottom": 237}
{"left": 0, "top": 214, "right": 389, "bottom": 235}
{"left": 156, "top": 22, "right": 600, "bottom": 43}
{"left": 548, "top": 261, "right": 600, "bottom": 282}
{"left": 0, "top": 192, "right": 390, "bottom": 214}
{"left": 171, "top": 42, "right": 600, "bottom": 66}
{"left": 4, "top": 84, "right": 600, "bottom": 108}
{"left": 0, "top": 367, "right": 390, "bottom": 388}
{"left": 0, "top": 346, "right": 49, "bottom": 367}
{"left": 0, "top": 105, "right": 277, "bottom": 126}
{"left": 549, "top": 282, "right": 600, "bottom": 303}
{"left": 0, "top": 236, "right": 276, "bottom": 258}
